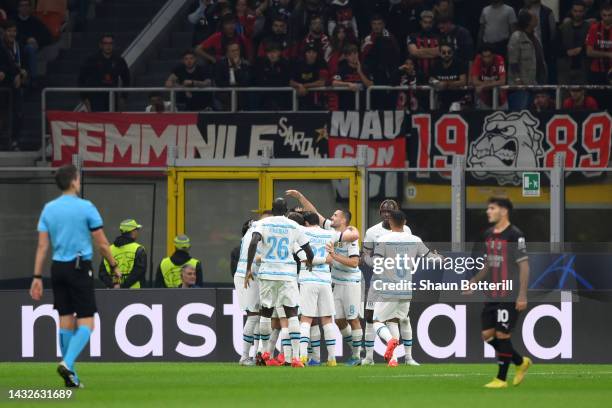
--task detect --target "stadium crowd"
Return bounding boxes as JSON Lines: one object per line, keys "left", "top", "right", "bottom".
{"left": 162, "top": 0, "right": 612, "bottom": 111}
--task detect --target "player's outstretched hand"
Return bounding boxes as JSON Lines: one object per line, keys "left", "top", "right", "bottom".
{"left": 30, "top": 278, "right": 43, "bottom": 301}
{"left": 325, "top": 242, "right": 335, "bottom": 255}
{"left": 244, "top": 270, "right": 254, "bottom": 288}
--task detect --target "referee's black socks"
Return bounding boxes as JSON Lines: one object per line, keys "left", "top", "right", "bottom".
{"left": 496, "top": 338, "right": 523, "bottom": 381}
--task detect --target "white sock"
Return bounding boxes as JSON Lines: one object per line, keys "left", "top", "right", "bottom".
{"left": 288, "top": 316, "right": 301, "bottom": 361}
{"left": 268, "top": 327, "right": 280, "bottom": 355}
{"left": 281, "top": 328, "right": 292, "bottom": 361}
{"left": 323, "top": 323, "right": 337, "bottom": 362}
{"left": 242, "top": 315, "right": 258, "bottom": 358}
{"left": 400, "top": 317, "right": 413, "bottom": 360}
{"left": 340, "top": 325, "right": 353, "bottom": 355}
{"left": 252, "top": 320, "right": 260, "bottom": 357}
{"left": 310, "top": 325, "right": 321, "bottom": 362}
{"left": 259, "top": 317, "right": 271, "bottom": 354}
{"left": 374, "top": 321, "right": 392, "bottom": 343}
{"left": 299, "top": 321, "right": 311, "bottom": 359}
{"left": 351, "top": 328, "right": 363, "bottom": 359}
{"left": 387, "top": 322, "right": 400, "bottom": 340}
{"left": 365, "top": 322, "right": 375, "bottom": 360}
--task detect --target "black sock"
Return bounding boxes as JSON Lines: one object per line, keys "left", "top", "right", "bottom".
{"left": 496, "top": 339, "right": 514, "bottom": 381}
{"left": 512, "top": 350, "right": 524, "bottom": 366}
{"left": 487, "top": 337, "right": 499, "bottom": 351}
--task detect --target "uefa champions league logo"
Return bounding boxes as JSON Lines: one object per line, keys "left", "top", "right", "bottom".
{"left": 468, "top": 111, "right": 545, "bottom": 185}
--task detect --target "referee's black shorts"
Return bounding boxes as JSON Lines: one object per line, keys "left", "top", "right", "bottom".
{"left": 51, "top": 260, "right": 97, "bottom": 318}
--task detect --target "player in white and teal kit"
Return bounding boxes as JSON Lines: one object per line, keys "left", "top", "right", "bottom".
{"left": 298, "top": 212, "right": 341, "bottom": 367}
{"left": 245, "top": 198, "right": 314, "bottom": 368}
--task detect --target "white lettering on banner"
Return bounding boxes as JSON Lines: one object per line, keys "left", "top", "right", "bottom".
{"left": 104, "top": 123, "right": 141, "bottom": 163}
{"left": 522, "top": 301, "right": 572, "bottom": 359}
{"left": 51, "top": 120, "right": 76, "bottom": 161}
{"left": 21, "top": 305, "right": 100, "bottom": 358}
{"left": 140, "top": 124, "right": 178, "bottom": 164}
{"left": 175, "top": 303, "right": 217, "bottom": 357}
{"left": 249, "top": 125, "right": 276, "bottom": 157}
{"left": 334, "top": 144, "right": 396, "bottom": 167}
{"left": 115, "top": 304, "right": 163, "bottom": 357}
{"left": 417, "top": 304, "right": 467, "bottom": 358}
{"left": 78, "top": 122, "right": 104, "bottom": 162}
{"left": 19, "top": 300, "right": 575, "bottom": 360}
{"left": 223, "top": 290, "right": 245, "bottom": 356}
{"left": 330, "top": 111, "right": 404, "bottom": 139}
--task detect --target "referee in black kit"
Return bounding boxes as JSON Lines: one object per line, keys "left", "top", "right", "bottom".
{"left": 29, "top": 164, "right": 120, "bottom": 388}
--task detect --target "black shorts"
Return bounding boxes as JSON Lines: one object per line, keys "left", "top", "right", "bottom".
{"left": 481, "top": 302, "right": 519, "bottom": 334}
{"left": 51, "top": 260, "right": 97, "bottom": 318}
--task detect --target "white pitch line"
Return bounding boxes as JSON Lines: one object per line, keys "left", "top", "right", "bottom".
{"left": 358, "top": 371, "right": 612, "bottom": 379}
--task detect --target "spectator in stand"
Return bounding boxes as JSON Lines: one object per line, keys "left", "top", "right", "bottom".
{"left": 407, "top": 11, "right": 440, "bottom": 82}
{"left": 290, "top": 42, "right": 329, "bottom": 110}
{"left": 328, "top": 25, "right": 348, "bottom": 75}
{"left": 471, "top": 44, "right": 507, "bottom": 109}
{"left": 362, "top": 14, "right": 401, "bottom": 109}
{"left": 0, "top": 20, "right": 25, "bottom": 150}
{"left": 257, "top": 14, "right": 292, "bottom": 59}
{"left": 558, "top": 1, "right": 590, "bottom": 85}
{"left": 196, "top": 13, "right": 252, "bottom": 64}
{"left": 433, "top": 0, "right": 455, "bottom": 21}
{"left": 530, "top": 90, "right": 554, "bottom": 111}
{"left": 13, "top": 0, "right": 53, "bottom": 85}
{"left": 387, "top": 0, "right": 427, "bottom": 56}
{"left": 437, "top": 13, "right": 475, "bottom": 63}
{"left": 581, "top": 0, "right": 601, "bottom": 23}
{"left": 332, "top": 43, "right": 373, "bottom": 110}
{"left": 525, "top": 0, "right": 556, "bottom": 84}
{"left": 78, "top": 33, "right": 130, "bottom": 112}
{"left": 0, "top": 6, "right": 7, "bottom": 23}
{"left": 256, "top": 0, "right": 294, "bottom": 39}
{"left": 235, "top": 0, "right": 256, "bottom": 39}
{"left": 145, "top": 92, "right": 172, "bottom": 113}
{"left": 563, "top": 88, "right": 599, "bottom": 110}
{"left": 393, "top": 56, "right": 426, "bottom": 111}
{"left": 290, "top": 0, "right": 328, "bottom": 42}
{"left": 586, "top": 3, "right": 612, "bottom": 108}
{"left": 478, "top": 0, "right": 517, "bottom": 57}
{"left": 188, "top": 0, "right": 228, "bottom": 46}
{"left": 430, "top": 41, "right": 468, "bottom": 111}
{"left": 214, "top": 41, "right": 251, "bottom": 110}
{"left": 507, "top": 9, "right": 546, "bottom": 110}
{"left": 253, "top": 41, "right": 291, "bottom": 110}
{"left": 165, "top": 49, "right": 213, "bottom": 111}
{"left": 327, "top": 0, "right": 358, "bottom": 43}
{"left": 297, "top": 14, "right": 331, "bottom": 59}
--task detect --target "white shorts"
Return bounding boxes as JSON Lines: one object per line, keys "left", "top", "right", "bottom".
{"left": 333, "top": 283, "right": 361, "bottom": 320}
{"left": 259, "top": 279, "right": 299, "bottom": 309}
{"left": 373, "top": 300, "right": 411, "bottom": 322}
{"left": 234, "top": 275, "right": 260, "bottom": 313}
{"left": 299, "top": 284, "right": 335, "bottom": 317}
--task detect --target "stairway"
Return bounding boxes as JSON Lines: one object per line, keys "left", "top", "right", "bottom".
{"left": 18, "top": 0, "right": 167, "bottom": 151}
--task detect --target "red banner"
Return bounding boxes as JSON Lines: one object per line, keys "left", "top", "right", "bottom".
{"left": 48, "top": 111, "right": 198, "bottom": 167}
{"left": 328, "top": 137, "right": 406, "bottom": 168}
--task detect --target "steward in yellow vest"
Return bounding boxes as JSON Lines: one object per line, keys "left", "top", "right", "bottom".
{"left": 99, "top": 219, "right": 147, "bottom": 288}
{"left": 155, "top": 234, "right": 203, "bottom": 288}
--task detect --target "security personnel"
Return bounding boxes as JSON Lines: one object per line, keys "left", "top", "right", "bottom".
{"left": 155, "top": 234, "right": 203, "bottom": 288}
{"left": 30, "top": 164, "right": 119, "bottom": 388}
{"left": 99, "top": 219, "right": 147, "bottom": 289}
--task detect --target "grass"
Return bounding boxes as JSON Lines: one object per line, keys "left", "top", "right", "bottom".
{"left": 1, "top": 363, "right": 611, "bottom": 408}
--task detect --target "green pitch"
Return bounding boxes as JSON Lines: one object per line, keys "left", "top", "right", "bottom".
{"left": 2, "top": 363, "right": 612, "bottom": 408}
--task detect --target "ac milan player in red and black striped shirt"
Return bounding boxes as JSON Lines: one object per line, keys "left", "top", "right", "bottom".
{"left": 468, "top": 197, "right": 532, "bottom": 388}
{"left": 586, "top": 4, "right": 612, "bottom": 107}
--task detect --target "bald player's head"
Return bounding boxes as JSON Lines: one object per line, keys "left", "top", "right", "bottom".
{"left": 272, "top": 197, "right": 288, "bottom": 216}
